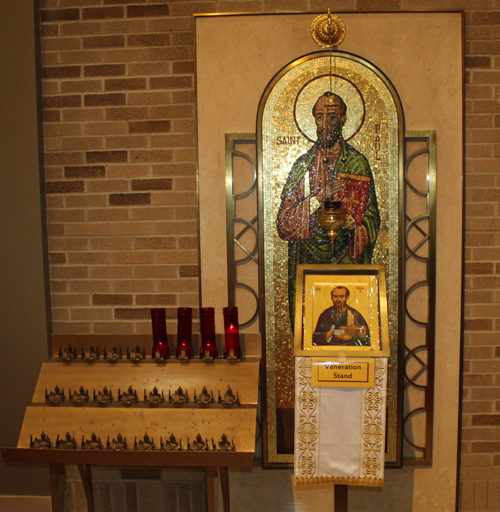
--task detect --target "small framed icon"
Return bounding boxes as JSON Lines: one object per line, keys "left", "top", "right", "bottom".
{"left": 294, "top": 264, "right": 390, "bottom": 358}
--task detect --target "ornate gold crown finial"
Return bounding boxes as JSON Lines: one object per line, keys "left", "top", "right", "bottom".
{"left": 311, "top": 10, "right": 345, "bottom": 48}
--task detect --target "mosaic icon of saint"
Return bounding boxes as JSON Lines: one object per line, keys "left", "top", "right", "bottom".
{"left": 276, "top": 91, "right": 380, "bottom": 327}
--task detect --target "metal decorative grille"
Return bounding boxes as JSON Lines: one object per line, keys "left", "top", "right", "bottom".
{"left": 225, "top": 135, "right": 259, "bottom": 330}
{"left": 402, "top": 131, "right": 436, "bottom": 465}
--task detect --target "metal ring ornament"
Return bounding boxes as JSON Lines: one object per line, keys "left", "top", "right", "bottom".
{"left": 405, "top": 214, "right": 430, "bottom": 263}
{"left": 405, "top": 148, "right": 430, "bottom": 197}
{"left": 405, "top": 280, "right": 429, "bottom": 327}
{"left": 235, "top": 283, "right": 259, "bottom": 328}
{"left": 404, "top": 344, "right": 429, "bottom": 390}
{"left": 233, "top": 218, "right": 258, "bottom": 265}
{"left": 231, "top": 151, "right": 257, "bottom": 200}
{"left": 402, "top": 407, "right": 427, "bottom": 453}
{"left": 311, "top": 12, "right": 346, "bottom": 48}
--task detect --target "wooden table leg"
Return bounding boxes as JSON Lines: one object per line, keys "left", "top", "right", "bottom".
{"left": 218, "top": 467, "right": 230, "bottom": 512}
{"left": 334, "top": 484, "right": 348, "bottom": 512}
{"left": 77, "top": 464, "right": 95, "bottom": 512}
{"left": 49, "top": 463, "right": 66, "bottom": 512}
{"left": 205, "top": 467, "right": 216, "bottom": 512}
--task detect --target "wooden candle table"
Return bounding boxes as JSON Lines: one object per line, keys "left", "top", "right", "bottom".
{"left": 2, "top": 334, "right": 260, "bottom": 512}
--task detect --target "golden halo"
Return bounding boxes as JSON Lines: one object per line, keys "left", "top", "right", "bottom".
{"left": 294, "top": 75, "right": 365, "bottom": 143}
{"left": 324, "top": 284, "right": 356, "bottom": 307}
{"left": 311, "top": 12, "right": 346, "bottom": 48}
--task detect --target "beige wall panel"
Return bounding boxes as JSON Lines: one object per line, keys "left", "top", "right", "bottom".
{"left": 197, "top": 12, "right": 462, "bottom": 511}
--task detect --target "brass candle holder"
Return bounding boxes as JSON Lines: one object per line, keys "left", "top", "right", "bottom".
{"left": 94, "top": 387, "right": 113, "bottom": 406}
{"left": 82, "top": 433, "right": 102, "bottom": 451}
{"left": 187, "top": 434, "right": 209, "bottom": 452}
{"left": 169, "top": 386, "right": 189, "bottom": 405}
{"left": 58, "top": 345, "right": 77, "bottom": 363}
{"left": 134, "top": 433, "right": 155, "bottom": 451}
{"left": 104, "top": 346, "right": 122, "bottom": 362}
{"left": 152, "top": 347, "right": 168, "bottom": 362}
{"left": 218, "top": 386, "right": 240, "bottom": 406}
{"left": 127, "top": 345, "right": 145, "bottom": 363}
{"left": 162, "top": 433, "right": 183, "bottom": 451}
{"left": 218, "top": 433, "right": 235, "bottom": 452}
{"left": 118, "top": 386, "right": 138, "bottom": 406}
{"left": 30, "top": 432, "right": 51, "bottom": 449}
{"left": 82, "top": 346, "right": 100, "bottom": 362}
{"left": 107, "top": 433, "right": 127, "bottom": 451}
{"left": 69, "top": 386, "right": 90, "bottom": 405}
{"left": 45, "top": 386, "right": 65, "bottom": 406}
{"left": 144, "top": 387, "right": 164, "bottom": 407}
{"left": 194, "top": 387, "right": 214, "bottom": 405}
{"left": 55, "top": 433, "right": 77, "bottom": 450}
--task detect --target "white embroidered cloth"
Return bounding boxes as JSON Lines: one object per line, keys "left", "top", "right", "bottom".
{"left": 294, "top": 357, "right": 388, "bottom": 486}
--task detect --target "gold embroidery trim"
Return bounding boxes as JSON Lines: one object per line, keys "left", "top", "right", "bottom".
{"left": 296, "top": 357, "right": 319, "bottom": 480}
{"left": 295, "top": 476, "right": 384, "bottom": 487}
{"left": 296, "top": 357, "right": 388, "bottom": 485}
{"left": 361, "top": 358, "right": 387, "bottom": 481}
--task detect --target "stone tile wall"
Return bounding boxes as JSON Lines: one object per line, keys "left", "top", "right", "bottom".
{"left": 38, "top": 0, "right": 500, "bottom": 510}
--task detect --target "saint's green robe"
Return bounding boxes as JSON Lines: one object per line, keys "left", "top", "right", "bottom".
{"left": 277, "top": 140, "right": 380, "bottom": 329}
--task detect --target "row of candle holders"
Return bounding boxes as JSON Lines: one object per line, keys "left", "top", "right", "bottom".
{"left": 152, "top": 306, "right": 241, "bottom": 360}
{"left": 45, "top": 385, "right": 240, "bottom": 407}
{"left": 30, "top": 432, "right": 236, "bottom": 452}
{"left": 58, "top": 343, "right": 239, "bottom": 363}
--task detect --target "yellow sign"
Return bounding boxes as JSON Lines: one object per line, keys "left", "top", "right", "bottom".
{"left": 311, "top": 358, "right": 374, "bottom": 388}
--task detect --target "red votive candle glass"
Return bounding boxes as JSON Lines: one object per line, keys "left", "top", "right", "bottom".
{"left": 200, "top": 307, "right": 217, "bottom": 359}
{"left": 151, "top": 308, "right": 168, "bottom": 359}
{"left": 223, "top": 306, "right": 240, "bottom": 359}
{"left": 176, "top": 307, "right": 192, "bottom": 359}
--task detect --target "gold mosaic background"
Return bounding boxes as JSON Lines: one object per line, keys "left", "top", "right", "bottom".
{"left": 260, "top": 52, "right": 401, "bottom": 463}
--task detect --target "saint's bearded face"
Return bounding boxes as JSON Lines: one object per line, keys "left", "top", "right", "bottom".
{"left": 313, "top": 94, "right": 346, "bottom": 149}
{"left": 331, "top": 287, "right": 348, "bottom": 312}
{"left": 315, "top": 108, "right": 344, "bottom": 148}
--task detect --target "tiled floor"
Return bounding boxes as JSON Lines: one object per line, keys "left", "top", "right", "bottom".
{"left": 0, "top": 467, "right": 296, "bottom": 512}
{"left": 66, "top": 467, "right": 206, "bottom": 512}
{"left": 0, "top": 466, "right": 422, "bottom": 511}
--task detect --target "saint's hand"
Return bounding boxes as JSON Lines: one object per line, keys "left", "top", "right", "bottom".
{"left": 331, "top": 178, "right": 347, "bottom": 200}
{"left": 350, "top": 224, "right": 369, "bottom": 259}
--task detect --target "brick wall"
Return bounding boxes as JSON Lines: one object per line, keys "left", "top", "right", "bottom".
{"left": 459, "top": 4, "right": 500, "bottom": 511}
{"left": 38, "top": 0, "right": 499, "bottom": 510}
{"left": 40, "top": 0, "right": 199, "bottom": 336}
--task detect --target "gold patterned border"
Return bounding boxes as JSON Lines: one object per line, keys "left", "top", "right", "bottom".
{"left": 361, "top": 358, "right": 387, "bottom": 481}
{"left": 295, "top": 476, "right": 384, "bottom": 487}
{"left": 295, "top": 357, "right": 388, "bottom": 486}
{"left": 295, "top": 357, "right": 319, "bottom": 480}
